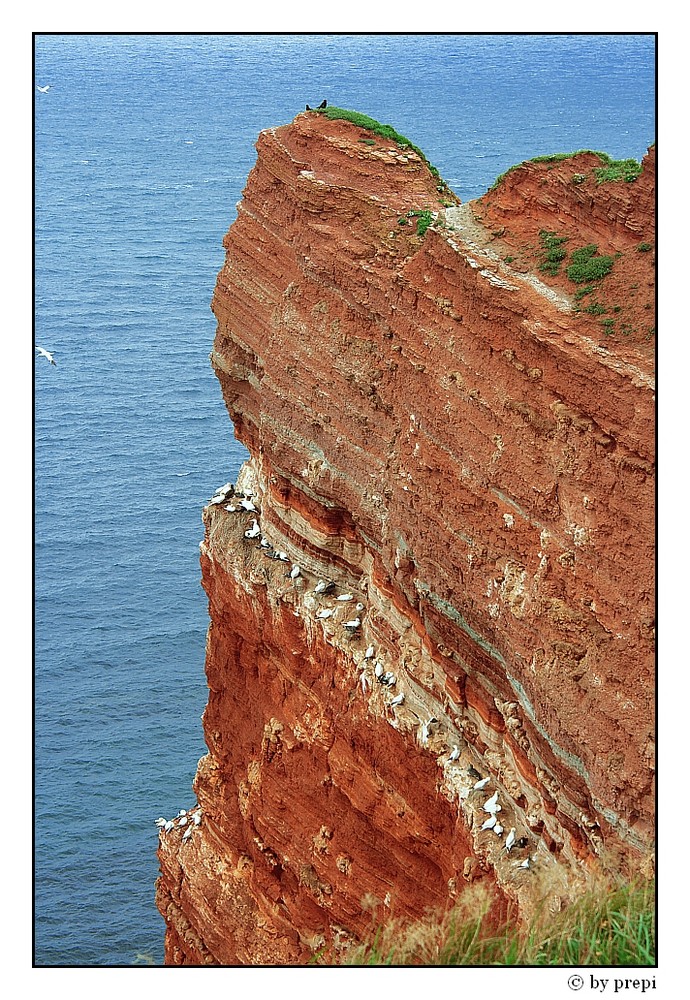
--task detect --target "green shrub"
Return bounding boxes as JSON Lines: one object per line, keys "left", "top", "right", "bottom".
{"left": 538, "top": 229, "right": 569, "bottom": 275}
{"left": 567, "top": 244, "right": 614, "bottom": 284}
{"left": 637, "top": 242, "right": 653, "bottom": 252}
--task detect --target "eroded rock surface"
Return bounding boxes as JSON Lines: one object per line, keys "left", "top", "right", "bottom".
{"left": 156, "top": 113, "right": 655, "bottom": 965}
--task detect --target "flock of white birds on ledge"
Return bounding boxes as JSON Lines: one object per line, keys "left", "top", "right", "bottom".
{"left": 155, "top": 807, "right": 202, "bottom": 844}
{"left": 196, "top": 481, "right": 536, "bottom": 873}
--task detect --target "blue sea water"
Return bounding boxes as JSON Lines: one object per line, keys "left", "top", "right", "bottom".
{"left": 33, "top": 33, "right": 655, "bottom": 966}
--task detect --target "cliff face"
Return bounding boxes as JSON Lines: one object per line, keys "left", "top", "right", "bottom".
{"left": 156, "top": 113, "right": 655, "bottom": 965}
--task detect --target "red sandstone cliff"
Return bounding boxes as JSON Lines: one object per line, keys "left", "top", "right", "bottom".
{"left": 156, "top": 113, "right": 655, "bottom": 965}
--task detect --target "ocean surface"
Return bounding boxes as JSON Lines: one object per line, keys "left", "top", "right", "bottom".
{"left": 33, "top": 32, "right": 655, "bottom": 966}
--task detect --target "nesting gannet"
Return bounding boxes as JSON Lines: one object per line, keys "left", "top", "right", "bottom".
{"left": 177, "top": 809, "right": 187, "bottom": 817}
{"left": 481, "top": 815, "right": 497, "bottom": 831}
{"left": 420, "top": 721, "right": 430, "bottom": 745}
{"left": 164, "top": 820, "right": 174, "bottom": 833}
{"left": 380, "top": 672, "right": 396, "bottom": 686}
{"left": 448, "top": 746, "right": 461, "bottom": 761}
{"left": 244, "top": 519, "right": 261, "bottom": 539}
{"left": 374, "top": 662, "right": 384, "bottom": 678}
{"left": 154, "top": 817, "right": 167, "bottom": 827}
{"left": 276, "top": 552, "right": 289, "bottom": 562}
{"left": 364, "top": 645, "right": 375, "bottom": 659}
{"left": 182, "top": 825, "right": 193, "bottom": 841}
{"left": 355, "top": 603, "right": 365, "bottom": 611}
{"left": 192, "top": 811, "right": 202, "bottom": 825}
{"left": 473, "top": 776, "right": 491, "bottom": 790}
{"left": 317, "top": 608, "right": 334, "bottom": 619}
{"left": 390, "top": 692, "right": 404, "bottom": 707}
{"left": 343, "top": 617, "right": 361, "bottom": 630}
{"left": 483, "top": 790, "right": 500, "bottom": 814}
{"left": 223, "top": 504, "right": 237, "bottom": 512}
{"left": 518, "top": 856, "right": 530, "bottom": 869}
{"left": 505, "top": 828, "right": 516, "bottom": 852}
{"left": 290, "top": 565, "right": 301, "bottom": 579}
{"left": 360, "top": 671, "right": 370, "bottom": 694}
{"left": 314, "top": 580, "right": 335, "bottom": 595}
{"left": 494, "top": 823, "right": 504, "bottom": 836}
{"left": 37, "top": 84, "right": 51, "bottom": 93}
{"left": 336, "top": 593, "right": 353, "bottom": 602}
{"left": 35, "top": 345, "right": 57, "bottom": 365}
{"left": 179, "top": 816, "right": 188, "bottom": 827}
{"left": 260, "top": 538, "right": 272, "bottom": 547}
{"left": 239, "top": 498, "right": 257, "bottom": 512}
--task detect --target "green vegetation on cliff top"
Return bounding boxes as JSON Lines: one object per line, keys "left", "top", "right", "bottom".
{"left": 314, "top": 105, "right": 455, "bottom": 200}
{"left": 490, "top": 150, "right": 644, "bottom": 191}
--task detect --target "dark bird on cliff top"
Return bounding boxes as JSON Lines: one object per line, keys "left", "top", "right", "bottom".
{"left": 36, "top": 345, "right": 57, "bottom": 365}
{"left": 306, "top": 104, "right": 312, "bottom": 111}
{"left": 318, "top": 100, "right": 327, "bottom": 109}
{"left": 467, "top": 765, "right": 481, "bottom": 781}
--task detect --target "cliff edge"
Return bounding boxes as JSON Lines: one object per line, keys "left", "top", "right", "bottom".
{"left": 156, "top": 111, "right": 655, "bottom": 965}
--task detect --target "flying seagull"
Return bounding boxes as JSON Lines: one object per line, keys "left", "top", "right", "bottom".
{"left": 37, "top": 85, "right": 51, "bottom": 93}
{"left": 36, "top": 345, "right": 56, "bottom": 365}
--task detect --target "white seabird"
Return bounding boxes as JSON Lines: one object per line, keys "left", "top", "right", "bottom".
{"left": 355, "top": 603, "right": 365, "bottom": 611}
{"left": 448, "top": 746, "right": 461, "bottom": 761}
{"left": 317, "top": 609, "right": 334, "bottom": 619}
{"left": 182, "top": 825, "right": 193, "bottom": 841}
{"left": 192, "top": 810, "right": 202, "bottom": 825}
{"left": 37, "top": 84, "right": 51, "bottom": 93}
{"left": 164, "top": 820, "right": 174, "bottom": 832}
{"left": 483, "top": 790, "right": 500, "bottom": 814}
{"left": 518, "top": 856, "right": 530, "bottom": 869}
{"left": 314, "top": 580, "right": 335, "bottom": 595}
{"left": 154, "top": 817, "right": 167, "bottom": 827}
{"left": 364, "top": 645, "right": 375, "bottom": 659}
{"left": 505, "top": 828, "right": 516, "bottom": 852}
{"left": 35, "top": 345, "right": 57, "bottom": 365}
{"left": 480, "top": 815, "right": 497, "bottom": 831}
{"left": 374, "top": 662, "right": 384, "bottom": 678}
{"left": 244, "top": 519, "right": 261, "bottom": 539}
{"left": 419, "top": 720, "right": 430, "bottom": 745}
{"left": 290, "top": 565, "right": 301, "bottom": 579}
{"left": 360, "top": 670, "right": 370, "bottom": 694}
{"left": 177, "top": 809, "right": 187, "bottom": 817}
{"left": 381, "top": 672, "right": 396, "bottom": 686}
{"left": 390, "top": 691, "right": 404, "bottom": 707}
{"left": 179, "top": 816, "right": 188, "bottom": 827}
{"left": 239, "top": 498, "right": 257, "bottom": 512}
{"left": 336, "top": 593, "right": 353, "bottom": 602}
{"left": 494, "top": 823, "right": 504, "bottom": 836}
{"left": 260, "top": 538, "right": 272, "bottom": 548}
{"left": 223, "top": 503, "right": 237, "bottom": 512}
{"left": 473, "top": 776, "right": 491, "bottom": 790}
{"left": 343, "top": 617, "right": 361, "bottom": 630}
{"left": 276, "top": 551, "right": 289, "bottom": 562}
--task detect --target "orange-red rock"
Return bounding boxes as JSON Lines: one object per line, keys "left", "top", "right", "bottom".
{"left": 156, "top": 113, "right": 655, "bottom": 965}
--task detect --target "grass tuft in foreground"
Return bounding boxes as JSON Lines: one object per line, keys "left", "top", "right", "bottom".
{"left": 338, "top": 879, "right": 655, "bottom": 967}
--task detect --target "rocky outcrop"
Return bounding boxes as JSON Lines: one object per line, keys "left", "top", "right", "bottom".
{"left": 156, "top": 112, "right": 655, "bottom": 965}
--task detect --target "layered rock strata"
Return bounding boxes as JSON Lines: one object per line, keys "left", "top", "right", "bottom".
{"left": 156, "top": 113, "right": 655, "bottom": 965}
